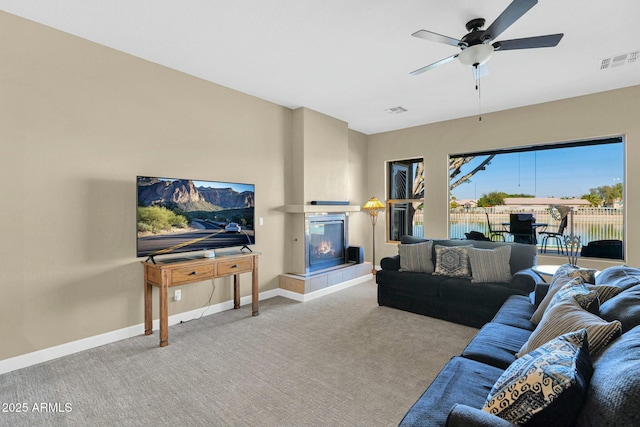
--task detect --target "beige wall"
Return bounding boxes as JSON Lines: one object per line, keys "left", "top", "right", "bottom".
{"left": 367, "top": 85, "right": 640, "bottom": 270}
{"left": 0, "top": 12, "right": 370, "bottom": 362}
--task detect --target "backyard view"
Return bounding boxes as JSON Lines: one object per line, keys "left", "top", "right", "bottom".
{"left": 393, "top": 138, "right": 625, "bottom": 259}
{"left": 448, "top": 138, "right": 624, "bottom": 258}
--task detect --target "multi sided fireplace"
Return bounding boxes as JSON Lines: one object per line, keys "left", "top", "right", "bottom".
{"left": 305, "top": 213, "right": 348, "bottom": 273}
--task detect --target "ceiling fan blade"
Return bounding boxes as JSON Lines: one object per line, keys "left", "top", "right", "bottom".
{"left": 410, "top": 54, "right": 459, "bottom": 76}
{"left": 483, "top": 0, "right": 538, "bottom": 41}
{"left": 412, "top": 29, "right": 461, "bottom": 47}
{"left": 493, "top": 33, "right": 563, "bottom": 51}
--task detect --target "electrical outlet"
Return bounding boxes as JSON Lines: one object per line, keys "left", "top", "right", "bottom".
{"left": 174, "top": 289, "right": 182, "bottom": 301}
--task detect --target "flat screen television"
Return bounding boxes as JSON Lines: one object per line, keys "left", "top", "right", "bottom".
{"left": 137, "top": 176, "right": 255, "bottom": 261}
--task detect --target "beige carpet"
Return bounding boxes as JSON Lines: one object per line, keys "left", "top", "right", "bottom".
{"left": 0, "top": 280, "right": 478, "bottom": 426}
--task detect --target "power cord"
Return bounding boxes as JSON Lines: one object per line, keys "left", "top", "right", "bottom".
{"left": 179, "top": 279, "right": 216, "bottom": 324}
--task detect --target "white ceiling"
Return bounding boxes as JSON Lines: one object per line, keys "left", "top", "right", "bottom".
{"left": 2, "top": 0, "right": 639, "bottom": 135}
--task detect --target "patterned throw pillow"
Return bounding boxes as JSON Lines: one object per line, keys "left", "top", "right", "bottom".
{"left": 530, "top": 274, "right": 584, "bottom": 325}
{"left": 546, "top": 280, "right": 599, "bottom": 314}
{"left": 518, "top": 298, "right": 622, "bottom": 359}
{"left": 468, "top": 246, "right": 512, "bottom": 284}
{"left": 398, "top": 241, "right": 434, "bottom": 273}
{"left": 483, "top": 330, "right": 593, "bottom": 426}
{"left": 433, "top": 245, "right": 471, "bottom": 278}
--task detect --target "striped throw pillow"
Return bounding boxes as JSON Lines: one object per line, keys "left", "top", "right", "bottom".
{"left": 469, "top": 245, "right": 512, "bottom": 283}
{"left": 517, "top": 298, "right": 621, "bottom": 358}
{"left": 398, "top": 241, "right": 433, "bottom": 273}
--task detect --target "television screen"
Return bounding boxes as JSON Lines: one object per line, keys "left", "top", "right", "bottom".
{"left": 137, "top": 176, "right": 255, "bottom": 259}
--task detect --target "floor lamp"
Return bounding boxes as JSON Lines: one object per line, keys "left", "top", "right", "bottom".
{"left": 362, "top": 197, "right": 385, "bottom": 275}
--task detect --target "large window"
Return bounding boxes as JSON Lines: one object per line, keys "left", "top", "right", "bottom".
{"left": 387, "top": 158, "right": 424, "bottom": 242}
{"left": 449, "top": 137, "right": 625, "bottom": 259}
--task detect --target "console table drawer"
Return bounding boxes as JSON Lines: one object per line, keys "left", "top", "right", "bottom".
{"left": 171, "top": 264, "right": 214, "bottom": 284}
{"left": 217, "top": 258, "right": 253, "bottom": 276}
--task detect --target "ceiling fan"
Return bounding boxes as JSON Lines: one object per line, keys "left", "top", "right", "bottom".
{"left": 410, "top": 0, "right": 563, "bottom": 77}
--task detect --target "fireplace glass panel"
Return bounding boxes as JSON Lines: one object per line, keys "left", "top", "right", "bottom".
{"left": 307, "top": 218, "right": 346, "bottom": 272}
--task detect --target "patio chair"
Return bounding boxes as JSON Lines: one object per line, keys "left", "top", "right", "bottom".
{"left": 485, "top": 212, "right": 508, "bottom": 241}
{"left": 509, "top": 213, "right": 536, "bottom": 244}
{"left": 539, "top": 215, "right": 568, "bottom": 254}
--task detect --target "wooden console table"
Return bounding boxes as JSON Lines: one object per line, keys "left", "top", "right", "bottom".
{"left": 142, "top": 252, "right": 259, "bottom": 347}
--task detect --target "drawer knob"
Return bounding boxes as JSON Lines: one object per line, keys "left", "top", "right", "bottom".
{"left": 190, "top": 271, "right": 197, "bottom": 275}
{"left": 232, "top": 264, "right": 239, "bottom": 268}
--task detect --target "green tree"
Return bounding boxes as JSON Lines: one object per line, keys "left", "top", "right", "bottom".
{"left": 589, "top": 183, "right": 623, "bottom": 206}
{"left": 581, "top": 193, "right": 602, "bottom": 207}
{"left": 477, "top": 191, "right": 508, "bottom": 207}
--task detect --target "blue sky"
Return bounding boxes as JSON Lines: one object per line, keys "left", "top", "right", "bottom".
{"left": 192, "top": 180, "right": 254, "bottom": 194}
{"left": 450, "top": 143, "right": 624, "bottom": 200}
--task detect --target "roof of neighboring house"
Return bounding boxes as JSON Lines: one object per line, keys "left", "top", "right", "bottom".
{"left": 503, "top": 197, "right": 591, "bottom": 206}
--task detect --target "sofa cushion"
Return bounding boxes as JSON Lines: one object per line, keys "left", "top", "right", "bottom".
{"left": 433, "top": 245, "right": 472, "bottom": 278}
{"left": 399, "top": 356, "right": 504, "bottom": 427}
{"left": 595, "top": 264, "right": 640, "bottom": 291}
{"left": 399, "top": 241, "right": 434, "bottom": 273}
{"left": 598, "top": 283, "right": 640, "bottom": 333}
{"left": 483, "top": 329, "right": 593, "bottom": 426}
{"left": 439, "top": 281, "right": 524, "bottom": 314}
{"left": 517, "top": 299, "right": 621, "bottom": 359}
{"left": 575, "top": 325, "right": 640, "bottom": 427}
{"left": 462, "top": 323, "right": 531, "bottom": 370}
{"left": 469, "top": 246, "right": 512, "bottom": 284}
{"left": 490, "top": 295, "right": 537, "bottom": 331}
{"left": 375, "top": 270, "right": 441, "bottom": 298}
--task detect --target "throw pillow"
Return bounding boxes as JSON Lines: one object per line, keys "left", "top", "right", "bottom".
{"left": 585, "top": 284, "right": 623, "bottom": 304}
{"left": 546, "top": 280, "right": 599, "bottom": 314}
{"left": 530, "top": 275, "right": 585, "bottom": 325}
{"left": 468, "top": 246, "right": 512, "bottom": 284}
{"left": 433, "top": 245, "right": 471, "bottom": 278}
{"left": 517, "top": 298, "right": 622, "bottom": 359}
{"left": 567, "top": 267, "right": 598, "bottom": 285}
{"left": 483, "top": 330, "right": 593, "bottom": 426}
{"left": 398, "top": 241, "right": 434, "bottom": 273}
{"left": 550, "top": 263, "right": 598, "bottom": 284}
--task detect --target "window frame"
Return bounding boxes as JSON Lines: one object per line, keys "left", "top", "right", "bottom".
{"left": 386, "top": 157, "right": 424, "bottom": 243}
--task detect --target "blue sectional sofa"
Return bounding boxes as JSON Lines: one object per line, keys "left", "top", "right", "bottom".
{"left": 397, "top": 264, "right": 640, "bottom": 426}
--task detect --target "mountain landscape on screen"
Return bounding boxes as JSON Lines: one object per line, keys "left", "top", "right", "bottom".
{"left": 136, "top": 177, "right": 255, "bottom": 257}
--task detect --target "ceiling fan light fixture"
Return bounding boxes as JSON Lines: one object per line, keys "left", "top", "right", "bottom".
{"left": 458, "top": 43, "right": 494, "bottom": 67}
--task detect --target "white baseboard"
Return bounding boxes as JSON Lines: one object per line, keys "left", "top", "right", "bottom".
{"left": 0, "top": 280, "right": 370, "bottom": 375}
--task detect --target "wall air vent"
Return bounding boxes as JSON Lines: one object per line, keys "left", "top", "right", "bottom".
{"left": 600, "top": 51, "right": 639, "bottom": 69}
{"left": 385, "top": 106, "right": 408, "bottom": 114}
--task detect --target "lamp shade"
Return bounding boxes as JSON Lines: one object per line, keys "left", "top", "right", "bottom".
{"left": 362, "top": 197, "right": 384, "bottom": 211}
{"left": 458, "top": 43, "right": 494, "bottom": 67}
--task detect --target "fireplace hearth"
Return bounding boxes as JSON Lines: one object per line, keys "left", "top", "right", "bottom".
{"left": 306, "top": 213, "right": 348, "bottom": 273}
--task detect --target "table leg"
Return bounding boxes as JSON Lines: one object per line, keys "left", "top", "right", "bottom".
{"left": 159, "top": 281, "right": 169, "bottom": 347}
{"left": 143, "top": 268, "right": 153, "bottom": 336}
{"left": 252, "top": 256, "right": 259, "bottom": 316}
{"left": 233, "top": 275, "right": 240, "bottom": 309}
{"left": 144, "top": 281, "right": 153, "bottom": 335}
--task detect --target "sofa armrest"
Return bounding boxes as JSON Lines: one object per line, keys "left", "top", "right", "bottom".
{"left": 534, "top": 282, "right": 550, "bottom": 305}
{"left": 380, "top": 255, "right": 401, "bottom": 271}
{"left": 446, "top": 404, "right": 517, "bottom": 427}
{"left": 509, "top": 268, "right": 543, "bottom": 293}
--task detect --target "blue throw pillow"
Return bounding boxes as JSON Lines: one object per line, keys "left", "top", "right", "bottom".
{"left": 483, "top": 329, "right": 593, "bottom": 426}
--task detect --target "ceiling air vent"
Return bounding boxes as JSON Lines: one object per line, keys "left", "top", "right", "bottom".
{"left": 600, "top": 51, "right": 639, "bottom": 70}
{"left": 385, "top": 106, "right": 408, "bottom": 114}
